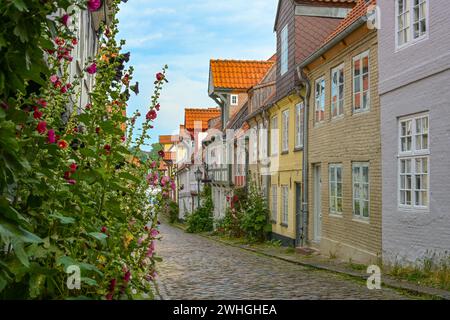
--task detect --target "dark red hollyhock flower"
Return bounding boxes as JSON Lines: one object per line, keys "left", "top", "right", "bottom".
{"left": 121, "top": 136, "right": 126, "bottom": 142}
{"left": 47, "top": 129, "right": 56, "bottom": 144}
{"left": 61, "top": 14, "right": 70, "bottom": 27}
{"left": 155, "top": 103, "right": 160, "bottom": 111}
{"left": 104, "top": 144, "right": 111, "bottom": 154}
{"left": 36, "top": 98, "right": 47, "bottom": 108}
{"left": 124, "top": 271, "right": 131, "bottom": 282}
{"left": 233, "top": 195, "right": 239, "bottom": 203}
{"left": 85, "top": 103, "right": 92, "bottom": 110}
{"left": 60, "top": 86, "right": 68, "bottom": 94}
{"left": 66, "top": 83, "right": 72, "bottom": 89}
{"left": 64, "top": 171, "right": 71, "bottom": 180}
{"left": 101, "top": 226, "right": 108, "bottom": 233}
{"left": 109, "top": 278, "right": 116, "bottom": 291}
{"left": 146, "top": 109, "right": 157, "bottom": 121}
{"left": 95, "top": 127, "right": 101, "bottom": 134}
{"left": 156, "top": 72, "right": 164, "bottom": 81}
{"left": 33, "top": 109, "right": 43, "bottom": 119}
{"left": 69, "top": 163, "right": 77, "bottom": 173}
{"left": 36, "top": 121, "right": 47, "bottom": 134}
{"left": 58, "top": 140, "right": 68, "bottom": 149}
{"left": 105, "top": 293, "right": 113, "bottom": 300}
{"left": 158, "top": 150, "right": 165, "bottom": 158}
{"left": 1, "top": 101, "right": 9, "bottom": 110}
{"left": 72, "top": 38, "right": 78, "bottom": 45}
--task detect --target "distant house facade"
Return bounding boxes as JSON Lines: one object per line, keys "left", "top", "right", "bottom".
{"left": 378, "top": 0, "right": 450, "bottom": 265}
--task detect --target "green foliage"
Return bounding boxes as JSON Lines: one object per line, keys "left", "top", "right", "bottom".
{"left": 0, "top": 0, "right": 170, "bottom": 299}
{"left": 186, "top": 185, "right": 214, "bottom": 233}
{"left": 167, "top": 200, "right": 179, "bottom": 224}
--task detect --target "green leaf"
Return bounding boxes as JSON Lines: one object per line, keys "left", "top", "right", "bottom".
{"left": 12, "top": 240, "right": 29, "bottom": 268}
{"left": 29, "top": 274, "right": 46, "bottom": 298}
{"left": 0, "top": 217, "right": 43, "bottom": 243}
{"left": 119, "top": 171, "right": 141, "bottom": 184}
{"left": 49, "top": 213, "right": 76, "bottom": 225}
{"left": 88, "top": 232, "right": 108, "bottom": 242}
{"left": 12, "top": 0, "right": 28, "bottom": 11}
{"left": 81, "top": 277, "right": 97, "bottom": 286}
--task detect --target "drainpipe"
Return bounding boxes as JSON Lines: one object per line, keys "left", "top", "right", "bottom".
{"left": 296, "top": 66, "right": 311, "bottom": 248}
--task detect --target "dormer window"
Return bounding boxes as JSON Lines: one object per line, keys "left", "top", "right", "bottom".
{"left": 280, "top": 24, "right": 288, "bottom": 76}
{"left": 230, "top": 94, "right": 238, "bottom": 106}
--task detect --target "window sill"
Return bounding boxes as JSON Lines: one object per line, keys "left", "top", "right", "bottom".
{"left": 352, "top": 109, "right": 370, "bottom": 116}
{"left": 398, "top": 206, "right": 430, "bottom": 214}
{"left": 281, "top": 151, "right": 289, "bottom": 155}
{"left": 395, "top": 34, "right": 429, "bottom": 53}
{"left": 352, "top": 217, "right": 370, "bottom": 224}
{"left": 331, "top": 114, "right": 344, "bottom": 121}
{"left": 329, "top": 213, "right": 343, "bottom": 218}
{"left": 270, "top": 219, "right": 277, "bottom": 224}
{"left": 294, "top": 147, "right": 303, "bottom": 152}
{"left": 280, "top": 223, "right": 289, "bottom": 228}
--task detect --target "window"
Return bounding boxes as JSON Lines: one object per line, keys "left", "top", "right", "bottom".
{"left": 353, "top": 51, "right": 370, "bottom": 113}
{"left": 282, "top": 110, "right": 289, "bottom": 153}
{"left": 280, "top": 24, "right": 288, "bottom": 75}
{"left": 329, "top": 164, "right": 343, "bottom": 214}
{"left": 231, "top": 94, "right": 238, "bottom": 106}
{"left": 353, "top": 163, "right": 370, "bottom": 218}
{"left": 331, "top": 64, "right": 345, "bottom": 118}
{"left": 270, "top": 116, "right": 278, "bottom": 156}
{"left": 396, "top": 0, "right": 428, "bottom": 48}
{"left": 315, "top": 77, "right": 325, "bottom": 123}
{"left": 281, "top": 185, "right": 289, "bottom": 225}
{"left": 399, "top": 114, "right": 429, "bottom": 209}
{"left": 271, "top": 185, "right": 278, "bottom": 222}
{"left": 295, "top": 103, "right": 304, "bottom": 149}
{"left": 251, "top": 126, "right": 258, "bottom": 163}
{"left": 258, "top": 122, "right": 264, "bottom": 160}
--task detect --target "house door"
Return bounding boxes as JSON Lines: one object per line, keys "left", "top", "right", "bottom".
{"left": 295, "top": 183, "right": 302, "bottom": 245}
{"left": 313, "top": 165, "right": 322, "bottom": 242}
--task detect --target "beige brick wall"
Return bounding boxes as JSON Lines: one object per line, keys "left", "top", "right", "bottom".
{"left": 306, "top": 31, "right": 381, "bottom": 264}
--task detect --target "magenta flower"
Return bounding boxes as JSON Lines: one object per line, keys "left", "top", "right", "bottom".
{"left": 87, "top": 0, "right": 102, "bottom": 12}
{"left": 47, "top": 129, "right": 56, "bottom": 144}
{"left": 61, "top": 14, "right": 70, "bottom": 27}
{"left": 170, "top": 181, "right": 176, "bottom": 191}
{"left": 67, "top": 179, "right": 77, "bottom": 185}
{"left": 124, "top": 271, "right": 131, "bottom": 282}
{"left": 150, "top": 228, "right": 159, "bottom": 238}
{"left": 86, "top": 62, "right": 97, "bottom": 74}
{"left": 50, "top": 74, "right": 58, "bottom": 83}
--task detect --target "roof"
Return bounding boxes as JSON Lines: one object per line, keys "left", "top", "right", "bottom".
{"left": 159, "top": 135, "right": 179, "bottom": 145}
{"left": 274, "top": 0, "right": 357, "bottom": 31}
{"left": 322, "top": 0, "right": 375, "bottom": 45}
{"left": 209, "top": 59, "right": 275, "bottom": 90}
{"left": 184, "top": 108, "right": 221, "bottom": 131}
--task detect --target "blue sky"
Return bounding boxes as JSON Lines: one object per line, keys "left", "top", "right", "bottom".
{"left": 117, "top": 0, "right": 278, "bottom": 150}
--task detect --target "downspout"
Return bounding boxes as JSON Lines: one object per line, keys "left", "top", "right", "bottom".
{"left": 296, "top": 66, "right": 311, "bottom": 247}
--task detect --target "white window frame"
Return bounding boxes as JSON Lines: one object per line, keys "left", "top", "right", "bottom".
{"left": 270, "top": 116, "right": 279, "bottom": 156}
{"left": 281, "top": 185, "right": 289, "bottom": 225}
{"left": 295, "top": 103, "right": 304, "bottom": 149}
{"left": 314, "top": 77, "right": 326, "bottom": 124}
{"left": 271, "top": 185, "right": 278, "bottom": 222}
{"left": 352, "top": 162, "right": 370, "bottom": 219}
{"left": 280, "top": 24, "right": 289, "bottom": 76}
{"left": 352, "top": 51, "right": 370, "bottom": 113}
{"left": 395, "top": 0, "right": 429, "bottom": 50}
{"left": 398, "top": 113, "right": 430, "bottom": 211}
{"left": 230, "top": 94, "right": 238, "bottom": 106}
{"left": 331, "top": 64, "right": 345, "bottom": 118}
{"left": 282, "top": 109, "right": 289, "bottom": 153}
{"left": 329, "top": 164, "right": 343, "bottom": 215}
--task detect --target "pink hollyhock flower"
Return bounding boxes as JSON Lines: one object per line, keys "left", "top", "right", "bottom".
{"left": 87, "top": 0, "right": 102, "bottom": 12}
{"left": 37, "top": 121, "right": 47, "bottom": 134}
{"left": 150, "top": 228, "right": 159, "bottom": 238}
{"left": 67, "top": 179, "right": 77, "bottom": 185}
{"left": 151, "top": 161, "right": 157, "bottom": 168}
{"left": 50, "top": 74, "right": 58, "bottom": 83}
{"left": 47, "top": 129, "right": 56, "bottom": 144}
{"left": 61, "top": 14, "right": 70, "bottom": 27}
{"left": 170, "top": 181, "right": 176, "bottom": 191}
{"left": 156, "top": 73, "right": 164, "bottom": 81}
{"left": 105, "top": 293, "right": 113, "bottom": 300}
{"left": 137, "top": 236, "right": 145, "bottom": 245}
{"left": 162, "top": 191, "right": 169, "bottom": 198}
{"left": 160, "top": 176, "right": 170, "bottom": 187}
{"left": 86, "top": 62, "right": 97, "bottom": 74}
{"left": 37, "top": 98, "right": 47, "bottom": 108}
{"left": 145, "top": 271, "right": 157, "bottom": 282}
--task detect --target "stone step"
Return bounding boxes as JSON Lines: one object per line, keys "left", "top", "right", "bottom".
{"left": 296, "top": 247, "right": 319, "bottom": 256}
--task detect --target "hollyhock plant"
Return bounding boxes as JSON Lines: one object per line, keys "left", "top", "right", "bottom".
{"left": 61, "top": 14, "right": 70, "bottom": 27}
{"left": 87, "top": 0, "right": 102, "bottom": 12}
{"left": 47, "top": 129, "right": 56, "bottom": 144}
{"left": 146, "top": 109, "right": 157, "bottom": 121}
{"left": 86, "top": 62, "right": 97, "bottom": 74}
{"left": 156, "top": 72, "right": 164, "bottom": 81}
{"left": 37, "top": 121, "right": 47, "bottom": 134}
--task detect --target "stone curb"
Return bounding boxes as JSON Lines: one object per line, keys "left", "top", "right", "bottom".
{"left": 169, "top": 224, "right": 449, "bottom": 300}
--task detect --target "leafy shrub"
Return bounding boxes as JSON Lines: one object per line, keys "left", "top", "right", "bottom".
{"left": 186, "top": 185, "right": 214, "bottom": 233}
{"left": 168, "top": 200, "right": 179, "bottom": 224}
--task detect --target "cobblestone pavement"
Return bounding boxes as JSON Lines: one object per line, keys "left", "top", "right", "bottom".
{"left": 156, "top": 224, "right": 410, "bottom": 300}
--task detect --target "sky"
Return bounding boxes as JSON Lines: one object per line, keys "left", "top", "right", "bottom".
{"left": 117, "top": 0, "right": 278, "bottom": 150}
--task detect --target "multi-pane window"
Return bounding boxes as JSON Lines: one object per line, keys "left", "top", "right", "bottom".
{"left": 281, "top": 185, "right": 289, "bottom": 225}
{"left": 280, "top": 24, "right": 288, "bottom": 75}
{"left": 353, "top": 163, "right": 370, "bottom": 218}
{"left": 315, "top": 77, "right": 325, "bottom": 123}
{"left": 396, "top": 0, "right": 428, "bottom": 47}
{"left": 399, "top": 114, "right": 429, "bottom": 209}
{"left": 271, "top": 185, "right": 278, "bottom": 222}
{"left": 329, "top": 164, "right": 343, "bottom": 214}
{"left": 231, "top": 94, "right": 238, "bottom": 106}
{"left": 282, "top": 110, "right": 289, "bottom": 152}
{"left": 331, "top": 64, "right": 345, "bottom": 118}
{"left": 295, "top": 103, "right": 304, "bottom": 149}
{"left": 258, "top": 122, "right": 264, "bottom": 161}
{"left": 271, "top": 116, "right": 279, "bottom": 156}
{"left": 353, "top": 51, "right": 370, "bottom": 113}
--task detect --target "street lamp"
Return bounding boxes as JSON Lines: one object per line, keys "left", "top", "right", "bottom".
{"left": 194, "top": 167, "right": 202, "bottom": 208}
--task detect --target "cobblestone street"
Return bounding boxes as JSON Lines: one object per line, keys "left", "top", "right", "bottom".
{"left": 156, "top": 224, "right": 411, "bottom": 300}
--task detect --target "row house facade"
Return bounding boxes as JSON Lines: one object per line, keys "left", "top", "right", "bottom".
{"left": 298, "top": 0, "right": 381, "bottom": 264}
{"left": 378, "top": 0, "right": 450, "bottom": 265}
{"left": 175, "top": 108, "right": 221, "bottom": 219}
{"left": 268, "top": 0, "right": 357, "bottom": 246}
